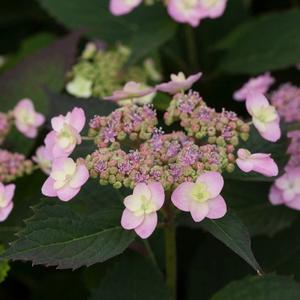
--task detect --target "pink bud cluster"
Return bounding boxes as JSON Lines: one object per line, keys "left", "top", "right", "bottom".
{"left": 270, "top": 83, "right": 300, "bottom": 123}
{"left": 0, "top": 112, "right": 11, "bottom": 145}
{"left": 87, "top": 130, "right": 234, "bottom": 191}
{"left": 88, "top": 104, "right": 158, "bottom": 147}
{"left": 0, "top": 149, "right": 33, "bottom": 183}
{"left": 164, "top": 91, "right": 250, "bottom": 145}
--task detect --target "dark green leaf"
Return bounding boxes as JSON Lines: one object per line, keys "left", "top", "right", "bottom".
{"left": 178, "top": 211, "right": 262, "bottom": 273}
{"left": 218, "top": 10, "right": 300, "bottom": 74}
{"left": 2, "top": 181, "right": 134, "bottom": 269}
{"left": 211, "top": 275, "right": 300, "bottom": 300}
{"left": 224, "top": 180, "right": 298, "bottom": 236}
{"left": 89, "top": 252, "right": 169, "bottom": 300}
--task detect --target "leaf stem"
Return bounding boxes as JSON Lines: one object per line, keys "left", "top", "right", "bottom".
{"left": 164, "top": 201, "right": 177, "bottom": 300}
{"left": 185, "top": 25, "right": 199, "bottom": 70}
{"left": 143, "top": 239, "right": 159, "bottom": 270}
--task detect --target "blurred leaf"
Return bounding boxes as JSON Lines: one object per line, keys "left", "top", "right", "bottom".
{"left": 218, "top": 10, "right": 300, "bottom": 74}
{"left": 225, "top": 126, "right": 288, "bottom": 182}
{"left": 38, "top": 0, "right": 175, "bottom": 61}
{"left": 89, "top": 252, "right": 169, "bottom": 300}
{"left": 178, "top": 211, "right": 262, "bottom": 273}
{"left": 211, "top": 275, "right": 300, "bottom": 300}
{"left": 224, "top": 180, "right": 298, "bottom": 236}
{"left": 2, "top": 181, "right": 134, "bottom": 269}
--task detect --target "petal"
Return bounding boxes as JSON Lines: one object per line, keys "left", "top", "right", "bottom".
{"left": 35, "top": 113, "right": 45, "bottom": 126}
{"left": 171, "top": 182, "right": 195, "bottom": 211}
{"left": 252, "top": 157, "right": 279, "bottom": 177}
{"left": 124, "top": 195, "right": 141, "bottom": 211}
{"left": 286, "top": 195, "right": 300, "bottom": 211}
{"left": 4, "top": 184, "right": 16, "bottom": 203}
{"left": 41, "top": 177, "right": 57, "bottom": 197}
{"left": 236, "top": 158, "right": 254, "bottom": 173}
{"left": 206, "top": 195, "right": 227, "bottom": 219}
{"left": 69, "top": 163, "right": 89, "bottom": 189}
{"left": 70, "top": 107, "right": 86, "bottom": 132}
{"left": 56, "top": 186, "right": 80, "bottom": 202}
{"left": 121, "top": 208, "right": 144, "bottom": 230}
{"left": 51, "top": 116, "right": 65, "bottom": 132}
{"left": 135, "top": 212, "right": 157, "bottom": 239}
{"left": 259, "top": 121, "right": 281, "bottom": 142}
{"left": 148, "top": 182, "right": 165, "bottom": 210}
{"left": 189, "top": 201, "right": 209, "bottom": 222}
{"left": 246, "top": 93, "right": 269, "bottom": 116}
{"left": 110, "top": 0, "right": 142, "bottom": 16}
{"left": 133, "top": 183, "right": 151, "bottom": 200}
{"left": 0, "top": 202, "right": 13, "bottom": 222}
{"left": 269, "top": 185, "right": 284, "bottom": 205}
{"left": 196, "top": 172, "right": 224, "bottom": 199}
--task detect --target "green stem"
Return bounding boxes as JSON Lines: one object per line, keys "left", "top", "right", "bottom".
{"left": 164, "top": 203, "right": 177, "bottom": 300}
{"left": 143, "top": 239, "right": 159, "bottom": 270}
{"left": 185, "top": 26, "right": 199, "bottom": 70}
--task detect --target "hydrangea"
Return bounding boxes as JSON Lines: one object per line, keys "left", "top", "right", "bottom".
{"left": 0, "top": 183, "right": 15, "bottom": 222}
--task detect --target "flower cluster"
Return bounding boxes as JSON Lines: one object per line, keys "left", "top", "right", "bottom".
{"left": 66, "top": 43, "right": 158, "bottom": 99}
{"left": 88, "top": 104, "right": 158, "bottom": 148}
{"left": 0, "top": 149, "right": 33, "bottom": 183}
{"left": 270, "top": 83, "right": 300, "bottom": 123}
{"left": 164, "top": 91, "right": 250, "bottom": 145}
{"left": 87, "top": 130, "right": 233, "bottom": 191}
{"left": 109, "top": 0, "right": 228, "bottom": 27}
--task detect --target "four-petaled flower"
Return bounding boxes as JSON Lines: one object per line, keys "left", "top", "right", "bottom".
{"left": 0, "top": 183, "right": 15, "bottom": 222}
{"left": 234, "top": 73, "right": 274, "bottom": 102}
{"left": 109, "top": 0, "right": 142, "bottom": 16}
{"left": 45, "top": 107, "right": 86, "bottom": 159}
{"left": 246, "top": 93, "right": 281, "bottom": 142}
{"left": 121, "top": 182, "right": 165, "bottom": 239}
{"left": 171, "top": 171, "right": 226, "bottom": 222}
{"left": 42, "top": 157, "right": 89, "bottom": 201}
{"left": 13, "top": 99, "right": 45, "bottom": 138}
{"left": 156, "top": 72, "right": 202, "bottom": 94}
{"left": 236, "top": 148, "right": 278, "bottom": 177}
{"left": 104, "top": 82, "right": 155, "bottom": 102}
{"left": 269, "top": 168, "right": 300, "bottom": 210}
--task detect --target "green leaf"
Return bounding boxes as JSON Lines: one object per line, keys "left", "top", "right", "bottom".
{"left": 38, "top": 0, "right": 175, "bottom": 61}
{"left": 223, "top": 180, "right": 298, "bottom": 237}
{"left": 211, "top": 275, "right": 300, "bottom": 300}
{"left": 2, "top": 181, "right": 135, "bottom": 269}
{"left": 178, "top": 211, "right": 262, "bottom": 273}
{"left": 225, "top": 126, "right": 288, "bottom": 182}
{"left": 89, "top": 252, "right": 169, "bottom": 300}
{"left": 218, "top": 10, "right": 300, "bottom": 74}
{"left": 0, "top": 245, "right": 10, "bottom": 284}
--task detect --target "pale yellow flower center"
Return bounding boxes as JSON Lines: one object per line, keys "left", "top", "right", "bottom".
{"left": 18, "top": 109, "right": 35, "bottom": 126}
{"left": 134, "top": 195, "right": 156, "bottom": 217}
{"left": 253, "top": 105, "right": 277, "bottom": 124}
{"left": 0, "top": 192, "right": 6, "bottom": 208}
{"left": 52, "top": 160, "right": 76, "bottom": 190}
{"left": 201, "top": 0, "right": 219, "bottom": 8}
{"left": 191, "top": 182, "right": 210, "bottom": 203}
{"left": 171, "top": 72, "right": 186, "bottom": 82}
{"left": 57, "top": 125, "right": 76, "bottom": 149}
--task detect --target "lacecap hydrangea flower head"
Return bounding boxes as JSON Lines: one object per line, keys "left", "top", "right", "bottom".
{"left": 41, "top": 71, "right": 281, "bottom": 239}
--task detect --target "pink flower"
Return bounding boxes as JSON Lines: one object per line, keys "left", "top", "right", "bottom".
{"left": 156, "top": 72, "right": 202, "bottom": 94}
{"left": 121, "top": 182, "right": 165, "bottom": 239}
{"left": 198, "top": 0, "right": 228, "bottom": 19}
{"left": 104, "top": 82, "right": 155, "bottom": 102}
{"left": 171, "top": 171, "right": 226, "bottom": 222}
{"left": 0, "top": 183, "right": 15, "bottom": 222}
{"left": 33, "top": 146, "right": 53, "bottom": 175}
{"left": 167, "top": 0, "right": 203, "bottom": 27}
{"left": 109, "top": 0, "right": 142, "bottom": 16}
{"left": 45, "top": 107, "right": 85, "bottom": 159}
{"left": 42, "top": 157, "right": 89, "bottom": 201}
{"left": 269, "top": 168, "right": 300, "bottom": 210}
{"left": 233, "top": 73, "right": 275, "bottom": 102}
{"left": 246, "top": 93, "right": 281, "bottom": 142}
{"left": 236, "top": 148, "right": 278, "bottom": 177}
{"left": 13, "top": 99, "right": 45, "bottom": 138}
